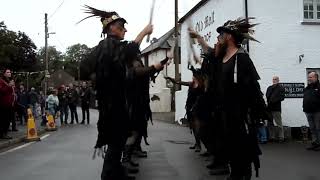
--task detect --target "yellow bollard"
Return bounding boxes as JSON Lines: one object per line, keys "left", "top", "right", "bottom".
{"left": 25, "top": 108, "right": 40, "bottom": 142}
{"left": 46, "top": 114, "right": 57, "bottom": 131}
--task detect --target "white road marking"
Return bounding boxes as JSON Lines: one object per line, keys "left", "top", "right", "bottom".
{"left": 40, "top": 134, "right": 50, "bottom": 140}
{"left": 0, "top": 134, "right": 51, "bottom": 156}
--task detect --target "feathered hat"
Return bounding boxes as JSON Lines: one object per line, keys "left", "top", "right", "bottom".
{"left": 78, "top": 5, "right": 127, "bottom": 34}
{"left": 217, "top": 17, "right": 259, "bottom": 44}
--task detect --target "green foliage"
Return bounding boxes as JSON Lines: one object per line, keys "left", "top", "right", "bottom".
{"left": 0, "top": 21, "right": 93, "bottom": 87}
{"left": 37, "top": 46, "right": 64, "bottom": 73}
{"left": 0, "top": 21, "right": 37, "bottom": 71}
{"left": 64, "top": 43, "right": 91, "bottom": 79}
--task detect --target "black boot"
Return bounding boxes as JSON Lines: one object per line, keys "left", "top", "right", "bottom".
{"left": 209, "top": 160, "right": 230, "bottom": 175}
{"left": 125, "top": 145, "right": 139, "bottom": 167}
{"left": 226, "top": 175, "right": 251, "bottom": 180}
{"left": 195, "top": 144, "right": 201, "bottom": 152}
{"left": 189, "top": 144, "right": 196, "bottom": 149}
{"left": 133, "top": 146, "right": 147, "bottom": 158}
{"left": 122, "top": 146, "right": 139, "bottom": 174}
{"left": 209, "top": 164, "right": 230, "bottom": 176}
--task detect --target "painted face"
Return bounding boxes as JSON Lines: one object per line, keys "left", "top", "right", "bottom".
{"left": 110, "top": 21, "right": 127, "bottom": 40}
{"left": 215, "top": 32, "right": 228, "bottom": 58}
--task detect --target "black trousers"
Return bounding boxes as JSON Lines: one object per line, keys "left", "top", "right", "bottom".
{"left": 81, "top": 104, "right": 90, "bottom": 124}
{"left": 59, "top": 105, "right": 69, "bottom": 124}
{"left": 10, "top": 109, "right": 16, "bottom": 130}
{"left": 17, "top": 106, "right": 27, "bottom": 124}
{"left": 0, "top": 107, "right": 13, "bottom": 136}
{"left": 68, "top": 104, "right": 78, "bottom": 123}
{"left": 101, "top": 136, "right": 127, "bottom": 180}
{"left": 229, "top": 161, "right": 252, "bottom": 180}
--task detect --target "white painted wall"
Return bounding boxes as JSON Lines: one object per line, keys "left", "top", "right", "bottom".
{"left": 177, "top": 0, "right": 320, "bottom": 127}
{"left": 144, "top": 49, "right": 176, "bottom": 112}
{"left": 248, "top": 0, "right": 320, "bottom": 127}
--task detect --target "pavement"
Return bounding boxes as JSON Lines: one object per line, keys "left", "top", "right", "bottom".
{"left": 0, "top": 109, "right": 319, "bottom": 180}
{"left": 152, "top": 112, "right": 176, "bottom": 123}
{"left": 0, "top": 115, "right": 46, "bottom": 150}
{"left": 0, "top": 107, "right": 84, "bottom": 150}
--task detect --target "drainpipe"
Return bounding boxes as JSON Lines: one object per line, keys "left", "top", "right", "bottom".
{"left": 245, "top": 0, "right": 250, "bottom": 52}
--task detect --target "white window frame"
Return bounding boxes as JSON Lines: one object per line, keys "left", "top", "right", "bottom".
{"left": 303, "top": 0, "right": 320, "bottom": 22}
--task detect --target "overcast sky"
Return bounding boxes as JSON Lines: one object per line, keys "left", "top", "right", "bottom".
{"left": 0, "top": 0, "right": 201, "bottom": 52}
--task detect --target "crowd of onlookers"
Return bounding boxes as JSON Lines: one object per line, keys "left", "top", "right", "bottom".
{"left": 0, "top": 68, "right": 95, "bottom": 140}
{"left": 256, "top": 73, "right": 320, "bottom": 151}
{"left": 47, "top": 81, "right": 93, "bottom": 126}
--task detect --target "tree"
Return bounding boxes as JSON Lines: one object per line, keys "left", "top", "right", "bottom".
{"left": 0, "top": 21, "right": 37, "bottom": 71}
{"left": 64, "top": 43, "right": 91, "bottom": 80}
{"left": 37, "top": 46, "right": 64, "bottom": 73}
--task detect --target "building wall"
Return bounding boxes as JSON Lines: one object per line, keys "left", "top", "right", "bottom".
{"left": 177, "top": 0, "right": 320, "bottom": 127}
{"left": 248, "top": 0, "right": 320, "bottom": 127}
{"left": 144, "top": 49, "right": 176, "bottom": 112}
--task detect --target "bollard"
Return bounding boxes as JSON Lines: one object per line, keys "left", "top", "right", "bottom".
{"left": 25, "top": 108, "right": 41, "bottom": 142}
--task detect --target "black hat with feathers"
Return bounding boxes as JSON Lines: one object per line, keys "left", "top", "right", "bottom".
{"left": 78, "top": 5, "right": 127, "bottom": 34}
{"left": 217, "top": 17, "right": 259, "bottom": 44}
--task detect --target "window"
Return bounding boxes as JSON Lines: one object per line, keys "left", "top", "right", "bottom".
{"left": 304, "top": 0, "right": 320, "bottom": 21}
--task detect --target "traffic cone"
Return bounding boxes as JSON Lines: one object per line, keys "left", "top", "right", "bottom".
{"left": 25, "top": 108, "right": 41, "bottom": 142}
{"left": 46, "top": 114, "right": 57, "bottom": 131}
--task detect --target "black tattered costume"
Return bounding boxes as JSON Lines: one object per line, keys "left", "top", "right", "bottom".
{"left": 79, "top": 5, "right": 161, "bottom": 180}
{"left": 80, "top": 4, "right": 268, "bottom": 179}
{"left": 175, "top": 18, "right": 269, "bottom": 180}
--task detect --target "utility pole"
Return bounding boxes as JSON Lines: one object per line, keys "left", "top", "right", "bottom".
{"left": 44, "top": 13, "right": 49, "bottom": 101}
{"left": 173, "top": 0, "right": 180, "bottom": 111}
{"left": 78, "top": 61, "right": 81, "bottom": 81}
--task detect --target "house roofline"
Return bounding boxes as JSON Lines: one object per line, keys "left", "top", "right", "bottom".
{"left": 178, "top": 0, "right": 210, "bottom": 24}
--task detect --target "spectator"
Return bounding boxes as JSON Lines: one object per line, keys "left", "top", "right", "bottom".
{"left": 17, "top": 84, "right": 29, "bottom": 125}
{"left": 80, "top": 81, "right": 91, "bottom": 124}
{"left": 67, "top": 83, "right": 79, "bottom": 124}
{"left": 266, "top": 76, "right": 285, "bottom": 142}
{"left": 10, "top": 79, "right": 18, "bottom": 131}
{"left": 58, "top": 85, "right": 69, "bottom": 125}
{"left": 0, "top": 69, "right": 15, "bottom": 139}
{"left": 46, "top": 89, "right": 59, "bottom": 118}
{"left": 38, "top": 91, "right": 47, "bottom": 126}
{"left": 303, "top": 71, "right": 320, "bottom": 151}
{"left": 28, "top": 87, "right": 38, "bottom": 117}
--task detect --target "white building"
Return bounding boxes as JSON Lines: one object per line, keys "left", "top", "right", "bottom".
{"left": 141, "top": 29, "right": 179, "bottom": 112}
{"left": 176, "top": 0, "right": 320, "bottom": 128}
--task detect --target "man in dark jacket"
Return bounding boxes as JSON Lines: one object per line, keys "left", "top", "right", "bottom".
{"left": 266, "top": 76, "right": 285, "bottom": 142}
{"left": 17, "top": 84, "right": 29, "bottom": 125}
{"left": 80, "top": 81, "right": 91, "bottom": 124}
{"left": 58, "top": 85, "right": 69, "bottom": 125}
{"left": 303, "top": 71, "right": 320, "bottom": 151}
{"left": 28, "top": 87, "right": 38, "bottom": 117}
{"left": 67, "top": 83, "right": 79, "bottom": 124}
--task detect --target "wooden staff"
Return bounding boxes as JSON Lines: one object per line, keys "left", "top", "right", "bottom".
{"left": 146, "top": 0, "right": 156, "bottom": 42}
